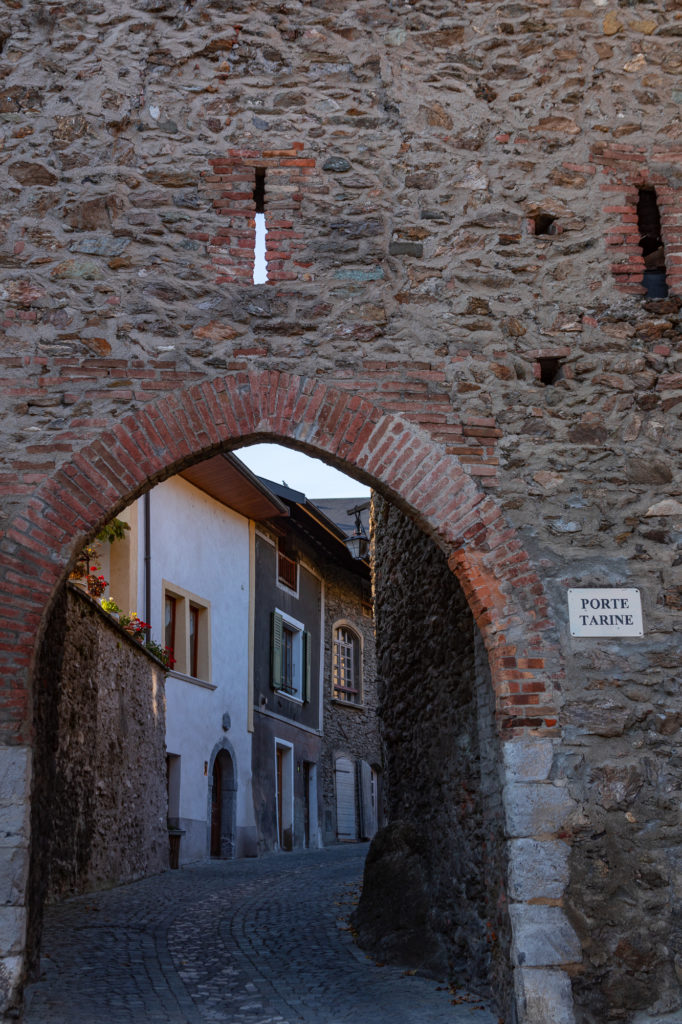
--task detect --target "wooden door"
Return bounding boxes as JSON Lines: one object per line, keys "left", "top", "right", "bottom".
{"left": 210, "top": 759, "right": 221, "bottom": 857}
{"left": 276, "top": 747, "right": 284, "bottom": 848}
{"left": 303, "top": 762, "right": 311, "bottom": 848}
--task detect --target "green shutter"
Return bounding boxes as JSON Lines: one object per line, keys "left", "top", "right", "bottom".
{"left": 302, "top": 630, "right": 312, "bottom": 703}
{"left": 271, "top": 612, "right": 283, "bottom": 690}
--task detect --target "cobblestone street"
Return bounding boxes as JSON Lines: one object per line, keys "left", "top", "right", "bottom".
{"left": 24, "top": 844, "right": 497, "bottom": 1024}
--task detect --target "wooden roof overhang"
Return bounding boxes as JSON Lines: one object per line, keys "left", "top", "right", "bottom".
{"left": 179, "top": 453, "right": 288, "bottom": 522}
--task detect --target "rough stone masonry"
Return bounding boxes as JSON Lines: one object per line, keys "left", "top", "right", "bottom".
{"left": 0, "top": 1, "right": 680, "bottom": 1022}
{"left": 28, "top": 585, "right": 167, "bottom": 969}
{"left": 360, "top": 496, "right": 513, "bottom": 1014}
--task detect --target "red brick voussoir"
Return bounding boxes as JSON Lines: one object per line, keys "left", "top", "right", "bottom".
{"left": 0, "top": 371, "right": 561, "bottom": 744}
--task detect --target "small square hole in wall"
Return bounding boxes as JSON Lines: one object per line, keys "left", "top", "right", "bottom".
{"left": 537, "top": 357, "right": 564, "bottom": 385}
{"left": 532, "top": 213, "right": 558, "bottom": 236}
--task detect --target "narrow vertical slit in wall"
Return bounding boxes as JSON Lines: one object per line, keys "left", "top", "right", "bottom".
{"left": 637, "top": 188, "right": 668, "bottom": 298}
{"left": 253, "top": 167, "right": 267, "bottom": 285}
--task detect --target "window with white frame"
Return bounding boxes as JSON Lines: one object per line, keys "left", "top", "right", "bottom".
{"left": 163, "top": 581, "right": 211, "bottom": 681}
{"left": 271, "top": 609, "right": 311, "bottom": 701}
{"left": 332, "top": 622, "right": 362, "bottom": 704}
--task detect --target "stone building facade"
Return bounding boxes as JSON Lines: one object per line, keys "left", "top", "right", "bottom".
{"left": 251, "top": 482, "right": 380, "bottom": 853}
{"left": 0, "top": 2, "right": 680, "bottom": 1021}
{"left": 115, "top": 458, "right": 286, "bottom": 865}
{"left": 251, "top": 508, "right": 325, "bottom": 853}
{"left": 29, "top": 585, "right": 167, "bottom": 964}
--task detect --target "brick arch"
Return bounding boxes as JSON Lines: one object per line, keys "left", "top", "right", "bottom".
{"left": 3, "top": 369, "right": 580, "bottom": 1023}
{"left": 5, "top": 369, "right": 560, "bottom": 740}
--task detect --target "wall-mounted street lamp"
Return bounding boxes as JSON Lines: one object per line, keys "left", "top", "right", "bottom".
{"left": 345, "top": 501, "right": 370, "bottom": 560}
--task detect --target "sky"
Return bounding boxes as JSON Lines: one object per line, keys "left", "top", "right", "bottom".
{"left": 254, "top": 214, "right": 267, "bottom": 284}
{"left": 236, "top": 443, "right": 371, "bottom": 499}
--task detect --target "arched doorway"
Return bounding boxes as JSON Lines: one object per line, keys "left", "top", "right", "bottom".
{"left": 210, "top": 748, "right": 236, "bottom": 860}
{"left": 1, "top": 372, "right": 575, "bottom": 1023}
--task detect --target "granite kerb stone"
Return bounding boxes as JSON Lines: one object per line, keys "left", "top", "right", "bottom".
{"left": 514, "top": 966, "right": 577, "bottom": 1024}
{"left": 501, "top": 738, "right": 555, "bottom": 782}
{"left": 0, "top": 907, "right": 26, "bottom": 957}
{"left": 508, "top": 837, "right": 570, "bottom": 901}
{"left": 0, "top": 748, "right": 31, "bottom": 849}
{"left": 509, "top": 904, "right": 582, "bottom": 968}
{"left": 503, "top": 781, "right": 576, "bottom": 839}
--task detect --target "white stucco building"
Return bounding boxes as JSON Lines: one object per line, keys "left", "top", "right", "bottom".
{"left": 103, "top": 455, "right": 286, "bottom": 864}
{"left": 97, "top": 454, "right": 380, "bottom": 866}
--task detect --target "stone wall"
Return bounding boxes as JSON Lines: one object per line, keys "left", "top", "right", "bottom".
{"left": 561, "top": 652, "right": 682, "bottom": 1021}
{"left": 320, "top": 561, "right": 381, "bottom": 844}
{"left": 0, "top": 1, "right": 680, "bottom": 1019}
{"left": 29, "top": 584, "right": 167, "bottom": 959}
{"left": 365, "top": 496, "right": 511, "bottom": 1012}
{"left": 370, "top": 484, "right": 682, "bottom": 1023}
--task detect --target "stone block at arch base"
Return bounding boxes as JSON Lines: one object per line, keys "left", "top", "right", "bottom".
{"left": 0, "top": 746, "right": 31, "bottom": 1014}
{"left": 515, "top": 967, "right": 577, "bottom": 1024}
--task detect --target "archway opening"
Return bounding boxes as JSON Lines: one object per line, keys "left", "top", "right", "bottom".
{"left": 28, "top": 437, "right": 521, "bottom": 1020}
{"left": 16, "top": 379, "right": 564, "bottom": 1024}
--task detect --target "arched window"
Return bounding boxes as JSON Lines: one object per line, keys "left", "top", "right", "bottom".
{"left": 332, "top": 623, "right": 362, "bottom": 704}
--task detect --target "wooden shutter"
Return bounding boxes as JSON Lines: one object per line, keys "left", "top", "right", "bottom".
{"left": 335, "top": 757, "right": 357, "bottom": 841}
{"left": 271, "top": 611, "right": 283, "bottom": 690}
{"left": 302, "top": 630, "right": 312, "bottom": 702}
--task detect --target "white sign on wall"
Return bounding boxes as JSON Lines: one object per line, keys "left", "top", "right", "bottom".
{"left": 568, "top": 588, "right": 643, "bottom": 638}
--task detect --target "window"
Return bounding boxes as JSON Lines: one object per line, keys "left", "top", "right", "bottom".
{"left": 332, "top": 623, "right": 362, "bottom": 704}
{"left": 189, "top": 604, "right": 199, "bottom": 678}
{"left": 282, "top": 624, "right": 295, "bottom": 692}
{"left": 165, "top": 594, "right": 177, "bottom": 654}
{"left": 162, "top": 581, "right": 211, "bottom": 681}
{"left": 271, "top": 610, "right": 311, "bottom": 701}
{"left": 277, "top": 543, "right": 298, "bottom": 592}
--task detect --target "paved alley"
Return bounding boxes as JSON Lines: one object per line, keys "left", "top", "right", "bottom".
{"left": 24, "top": 844, "right": 497, "bottom": 1024}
